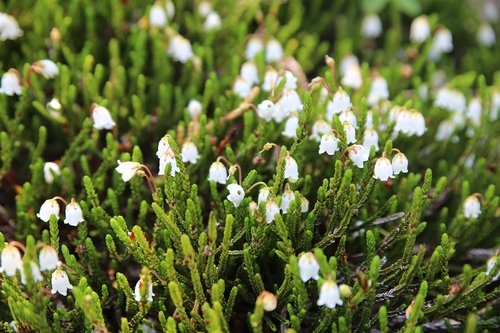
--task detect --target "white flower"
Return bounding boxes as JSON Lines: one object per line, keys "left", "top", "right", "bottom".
{"left": 91, "top": 104, "right": 115, "bottom": 130}
{"left": 259, "top": 291, "right": 277, "bottom": 312}
{"left": 467, "top": 97, "right": 482, "bottom": 125}
{"left": 47, "top": 98, "right": 62, "bottom": 115}
{"left": 463, "top": 195, "right": 481, "bottom": 219}
{"left": 227, "top": 184, "right": 245, "bottom": 207}
{"left": 0, "top": 69, "right": 22, "bottom": 96}
{"left": 149, "top": 2, "right": 167, "bottom": 27}
{"left": 181, "top": 142, "right": 199, "bottom": 164}
{"left": 168, "top": 35, "right": 194, "bottom": 63}
{"left": 283, "top": 71, "right": 298, "bottom": 90}
{"left": 158, "top": 147, "right": 179, "bottom": 176}
{"left": 435, "top": 120, "right": 455, "bottom": 142}
{"left": 394, "top": 109, "right": 426, "bottom": 137}
{"left": 319, "top": 132, "right": 340, "bottom": 155}
{"left": 317, "top": 279, "right": 343, "bottom": 309}
{"left": 367, "top": 76, "right": 389, "bottom": 106}
{"left": 282, "top": 115, "right": 299, "bottom": 138}
{"left": 274, "top": 89, "right": 303, "bottom": 122}
{"left": 486, "top": 256, "right": 497, "bottom": 276}
{"left": 410, "top": 15, "right": 431, "bottom": 43}
{"left": 156, "top": 135, "right": 170, "bottom": 158}
{"left": 241, "top": 61, "right": 259, "bottom": 84}
{"left": 116, "top": 160, "right": 141, "bottom": 182}
{"left": 373, "top": 156, "right": 393, "bottom": 181}
{"left": 32, "top": 59, "right": 59, "bottom": 79}
{"left": 134, "top": 277, "right": 154, "bottom": 302}
{"left": 43, "top": 162, "right": 61, "bottom": 184}
{"left": 262, "top": 68, "right": 279, "bottom": 92}
{"left": 0, "top": 244, "right": 22, "bottom": 276}
{"left": 280, "top": 189, "right": 295, "bottom": 214}
{"left": 245, "top": 36, "right": 263, "bottom": 60}
{"left": 343, "top": 122, "right": 356, "bottom": 144}
{"left": 187, "top": 99, "right": 202, "bottom": 118}
{"left": 51, "top": 268, "right": 73, "bottom": 296}
{"left": 429, "top": 27, "right": 453, "bottom": 60}
{"left": 21, "top": 261, "right": 43, "bottom": 285}
{"left": 233, "top": 76, "right": 252, "bottom": 98}
{"left": 433, "top": 87, "right": 466, "bottom": 113}
{"left": 298, "top": 252, "right": 320, "bottom": 282}
{"left": 339, "top": 54, "right": 359, "bottom": 76}
{"left": 362, "top": 128, "right": 379, "bottom": 152}
{"left": 39, "top": 245, "right": 58, "bottom": 271}
{"left": 284, "top": 153, "right": 299, "bottom": 182}
{"left": 204, "top": 11, "right": 221, "bottom": 31}
{"left": 338, "top": 110, "right": 357, "bottom": 128}
{"left": 64, "top": 199, "right": 84, "bottom": 227}
{"left": 0, "top": 13, "right": 23, "bottom": 40}
{"left": 477, "top": 22, "right": 496, "bottom": 47}
{"left": 483, "top": 1, "right": 499, "bottom": 22}
{"left": 348, "top": 145, "right": 369, "bottom": 168}
{"left": 198, "top": 1, "right": 212, "bottom": 16}
{"left": 37, "top": 198, "right": 60, "bottom": 222}
{"left": 258, "top": 187, "right": 270, "bottom": 205}
{"left": 326, "top": 89, "right": 352, "bottom": 120}
{"left": 309, "top": 119, "right": 331, "bottom": 141}
{"left": 265, "top": 38, "right": 284, "bottom": 63}
{"left": 257, "top": 100, "right": 275, "bottom": 122}
{"left": 208, "top": 161, "right": 228, "bottom": 184}
{"left": 300, "top": 196, "right": 309, "bottom": 213}
{"left": 341, "top": 65, "right": 362, "bottom": 89}
{"left": 361, "top": 14, "right": 382, "bottom": 38}
{"left": 391, "top": 152, "right": 408, "bottom": 175}
{"left": 265, "top": 199, "right": 280, "bottom": 223}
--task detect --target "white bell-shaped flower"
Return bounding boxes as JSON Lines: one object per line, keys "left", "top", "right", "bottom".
{"left": 283, "top": 70, "right": 298, "bottom": 90}
{"left": 262, "top": 68, "right": 279, "bottom": 92}
{"left": 116, "top": 160, "right": 141, "bottom": 182}
{"left": 317, "top": 279, "right": 343, "bottom": 309}
{"left": 37, "top": 198, "right": 60, "bottom": 222}
{"left": 43, "top": 162, "right": 61, "bottom": 184}
{"left": 0, "top": 13, "right": 23, "bottom": 40}
{"left": 362, "top": 128, "right": 379, "bottom": 152}
{"left": 257, "top": 100, "right": 275, "bottom": 122}
{"left": 158, "top": 147, "right": 180, "bottom": 176}
{"left": 47, "top": 98, "right": 62, "bottom": 115}
{"left": 233, "top": 76, "right": 252, "bottom": 98}
{"left": 298, "top": 252, "right": 320, "bottom": 282}
{"left": 391, "top": 152, "right": 408, "bottom": 175}
{"left": 245, "top": 36, "right": 263, "bottom": 60}
{"left": 343, "top": 121, "right": 356, "bottom": 144}
{"left": 265, "top": 38, "right": 284, "bottom": 63}
{"left": 91, "top": 104, "right": 116, "bottom": 130}
{"left": 265, "top": 199, "right": 280, "bottom": 223}
{"left": 394, "top": 109, "right": 426, "bottom": 137}
{"left": 204, "top": 11, "right": 221, "bottom": 31}
{"left": 433, "top": 87, "right": 466, "bottom": 113}
{"left": 280, "top": 189, "right": 295, "bottom": 214}
{"left": 429, "top": 27, "right": 453, "bottom": 60}
{"left": 326, "top": 89, "right": 352, "bottom": 120}
{"left": 410, "top": 15, "right": 431, "bottom": 43}
{"left": 168, "top": 35, "right": 194, "bottom": 63}
{"left": 300, "top": 196, "right": 309, "bottom": 213}
{"left": 181, "top": 142, "right": 199, "bottom": 164}
{"left": 149, "top": 2, "right": 167, "bottom": 27}
{"left": 240, "top": 61, "right": 259, "bottom": 84}
{"left": 0, "top": 69, "right": 22, "bottom": 96}
{"left": 338, "top": 110, "right": 357, "bottom": 128}
{"left": 348, "top": 145, "right": 369, "bottom": 168}
{"left": 258, "top": 187, "right": 270, "bottom": 205}
{"left": 51, "top": 268, "right": 73, "bottom": 296}
{"left": 0, "top": 244, "right": 22, "bottom": 276}
{"left": 32, "top": 59, "right": 59, "bottom": 79}
{"left": 463, "top": 195, "right": 481, "bottom": 219}
{"left": 341, "top": 64, "right": 362, "bottom": 89}
{"left": 64, "top": 199, "right": 84, "bottom": 227}
{"left": 477, "top": 22, "right": 496, "bottom": 47}
{"left": 39, "top": 245, "right": 59, "bottom": 271}
{"left": 259, "top": 291, "right": 277, "bottom": 312}
{"left": 134, "top": 277, "right": 154, "bottom": 302}
{"left": 227, "top": 184, "right": 245, "bottom": 208}
{"left": 156, "top": 135, "right": 170, "bottom": 158}
{"left": 339, "top": 54, "right": 359, "bottom": 76}
{"left": 467, "top": 97, "right": 482, "bottom": 126}
{"left": 319, "top": 132, "right": 340, "bottom": 155}
{"left": 309, "top": 119, "right": 331, "bottom": 142}
{"left": 284, "top": 153, "right": 299, "bottom": 182}
{"left": 187, "top": 99, "right": 202, "bottom": 118}
{"left": 21, "top": 261, "right": 43, "bottom": 285}
{"left": 367, "top": 76, "right": 389, "bottom": 106}
{"left": 361, "top": 14, "right": 382, "bottom": 38}
{"left": 208, "top": 161, "right": 228, "bottom": 184}
{"left": 198, "top": 1, "right": 212, "bottom": 17}
{"left": 282, "top": 115, "right": 299, "bottom": 138}
{"left": 435, "top": 120, "right": 456, "bottom": 142}
{"left": 373, "top": 156, "right": 393, "bottom": 181}
{"left": 274, "top": 89, "right": 303, "bottom": 122}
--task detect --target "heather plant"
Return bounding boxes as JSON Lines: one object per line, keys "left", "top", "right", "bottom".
{"left": 0, "top": 0, "right": 499, "bottom": 332}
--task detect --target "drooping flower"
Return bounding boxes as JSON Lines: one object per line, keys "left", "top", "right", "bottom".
{"left": 466, "top": 97, "right": 482, "bottom": 126}
{"left": 21, "top": 261, "right": 43, "bottom": 285}
{"left": 181, "top": 142, "right": 199, "bottom": 164}
{"left": 317, "top": 279, "right": 343, "bottom": 309}
{"left": 339, "top": 110, "right": 357, "bottom": 128}
{"left": 43, "top": 162, "right": 61, "bottom": 184}
{"left": 39, "top": 245, "right": 59, "bottom": 271}
{"left": 265, "top": 199, "right": 280, "bottom": 223}
{"left": 259, "top": 291, "right": 277, "bottom": 312}
{"left": 158, "top": 147, "right": 180, "bottom": 176}
{"left": 429, "top": 27, "right": 453, "bottom": 60}
{"left": 298, "top": 252, "right": 320, "bottom": 282}
{"left": 361, "top": 14, "right": 382, "bottom": 38}
{"left": 245, "top": 36, "right": 263, "bottom": 60}
{"left": 233, "top": 76, "right": 252, "bottom": 98}
{"left": 262, "top": 68, "right": 279, "bottom": 92}
{"left": 394, "top": 109, "right": 426, "bottom": 137}
{"left": 265, "top": 38, "right": 284, "bottom": 63}
{"left": 32, "top": 59, "right": 59, "bottom": 79}
{"left": 300, "top": 196, "right": 309, "bottom": 213}
{"left": 373, "top": 156, "right": 393, "bottom": 181}
{"left": 64, "top": 199, "right": 84, "bottom": 227}
{"left": 341, "top": 64, "right": 362, "bottom": 89}
{"left": 0, "top": 13, "right": 23, "bottom": 40}
{"left": 367, "top": 76, "right": 389, "bottom": 106}
{"left": 46, "top": 98, "right": 62, "bottom": 116}
{"left": 348, "top": 145, "right": 369, "bottom": 168}
{"left": 391, "top": 152, "right": 408, "bottom": 175}
{"left": 274, "top": 89, "right": 303, "bottom": 122}
{"left": 0, "top": 244, "right": 22, "bottom": 276}
{"left": 319, "top": 132, "right": 340, "bottom": 155}
{"left": 283, "top": 70, "right": 298, "bottom": 90}
{"left": 240, "top": 61, "right": 259, "bottom": 84}
{"left": 37, "top": 198, "right": 60, "bottom": 222}
{"left": 282, "top": 115, "right": 299, "bottom": 138}
{"left": 362, "top": 128, "right": 379, "bottom": 152}
{"left": 258, "top": 187, "right": 270, "bottom": 205}
{"left": 227, "top": 184, "right": 245, "bottom": 208}
{"left": 284, "top": 153, "right": 299, "bottom": 182}
{"left": 339, "top": 54, "right": 359, "bottom": 76}
{"left": 433, "top": 87, "right": 466, "bottom": 113}
{"left": 410, "top": 15, "right": 431, "bottom": 43}
{"left": 204, "top": 11, "right": 221, "bottom": 31}
{"left": 187, "top": 99, "right": 202, "bottom": 118}
{"left": 326, "top": 89, "right": 352, "bottom": 120}
{"left": 477, "top": 22, "right": 496, "bottom": 47}
{"left": 343, "top": 121, "right": 356, "bottom": 144}
{"left": 134, "top": 277, "right": 154, "bottom": 302}
{"left": 91, "top": 104, "right": 116, "bottom": 130}
{"left": 463, "top": 195, "right": 481, "bottom": 219}
{"left": 51, "top": 267, "right": 73, "bottom": 296}
{"left": 0, "top": 69, "right": 22, "bottom": 96}
{"left": 116, "top": 160, "right": 141, "bottom": 182}
{"left": 208, "top": 161, "right": 227, "bottom": 184}
{"left": 310, "top": 119, "right": 331, "bottom": 142}
{"left": 257, "top": 100, "right": 275, "bottom": 122}
{"left": 280, "top": 189, "right": 295, "bottom": 214}
{"left": 198, "top": 1, "right": 212, "bottom": 17}
{"left": 149, "top": 1, "right": 167, "bottom": 27}
{"left": 168, "top": 34, "right": 194, "bottom": 63}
